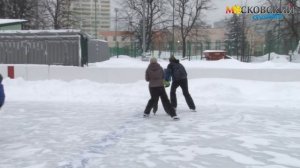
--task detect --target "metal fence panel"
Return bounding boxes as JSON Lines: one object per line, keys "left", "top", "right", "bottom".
{"left": 88, "top": 39, "right": 110, "bottom": 63}
{"left": 0, "top": 32, "right": 81, "bottom": 66}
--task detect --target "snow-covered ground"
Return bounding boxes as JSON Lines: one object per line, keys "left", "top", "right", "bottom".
{"left": 1, "top": 56, "right": 300, "bottom": 168}
{"left": 90, "top": 55, "right": 300, "bottom": 69}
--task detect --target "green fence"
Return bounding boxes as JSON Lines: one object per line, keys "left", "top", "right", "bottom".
{"left": 110, "top": 42, "right": 141, "bottom": 58}
{"left": 109, "top": 40, "right": 296, "bottom": 61}
{"left": 110, "top": 41, "right": 230, "bottom": 58}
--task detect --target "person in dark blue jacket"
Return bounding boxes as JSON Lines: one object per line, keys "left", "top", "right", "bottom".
{"left": 0, "top": 74, "right": 5, "bottom": 109}
{"left": 166, "top": 55, "right": 196, "bottom": 111}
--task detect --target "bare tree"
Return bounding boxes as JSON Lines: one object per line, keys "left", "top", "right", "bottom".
{"left": 39, "top": 0, "right": 74, "bottom": 29}
{"left": 122, "top": 0, "right": 170, "bottom": 52}
{"left": 0, "top": 0, "right": 5, "bottom": 17}
{"left": 0, "top": 0, "right": 39, "bottom": 29}
{"left": 282, "top": 0, "right": 300, "bottom": 51}
{"left": 176, "top": 0, "right": 211, "bottom": 58}
{"left": 265, "top": 0, "right": 300, "bottom": 54}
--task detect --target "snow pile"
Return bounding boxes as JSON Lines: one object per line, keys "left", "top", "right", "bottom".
{"left": 3, "top": 78, "right": 146, "bottom": 103}
{"left": 4, "top": 77, "right": 300, "bottom": 108}
{"left": 90, "top": 55, "right": 300, "bottom": 69}
{"left": 271, "top": 54, "right": 290, "bottom": 63}
{"left": 251, "top": 52, "right": 290, "bottom": 63}
{"left": 89, "top": 55, "right": 149, "bottom": 68}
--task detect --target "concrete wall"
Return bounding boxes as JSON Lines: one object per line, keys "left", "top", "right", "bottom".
{"left": 1, "top": 64, "right": 300, "bottom": 83}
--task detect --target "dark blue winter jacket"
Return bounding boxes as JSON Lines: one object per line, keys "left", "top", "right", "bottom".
{"left": 166, "top": 59, "right": 187, "bottom": 81}
{"left": 164, "top": 68, "right": 171, "bottom": 81}
{"left": 0, "top": 84, "right": 5, "bottom": 108}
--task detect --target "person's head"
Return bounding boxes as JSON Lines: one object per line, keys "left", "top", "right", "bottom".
{"left": 150, "top": 57, "right": 157, "bottom": 64}
{"left": 169, "top": 55, "right": 177, "bottom": 63}
{"left": 0, "top": 74, "right": 3, "bottom": 83}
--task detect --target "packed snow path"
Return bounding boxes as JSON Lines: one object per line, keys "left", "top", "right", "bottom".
{"left": 1, "top": 101, "right": 300, "bottom": 168}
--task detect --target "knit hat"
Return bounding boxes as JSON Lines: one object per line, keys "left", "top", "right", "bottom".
{"left": 169, "top": 55, "right": 176, "bottom": 62}
{"left": 150, "top": 57, "right": 157, "bottom": 63}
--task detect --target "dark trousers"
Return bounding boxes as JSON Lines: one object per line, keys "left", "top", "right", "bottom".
{"left": 144, "top": 86, "right": 176, "bottom": 117}
{"left": 0, "top": 98, "right": 4, "bottom": 108}
{"left": 170, "top": 78, "right": 195, "bottom": 109}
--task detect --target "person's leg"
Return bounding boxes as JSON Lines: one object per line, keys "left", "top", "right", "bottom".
{"left": 144, "top": 87, "right": 160, "bottom": 115}
{"left": 170, "top": 81, "right": 180, "bottom": 108}
{"left": 0, "top": 100, "right": 4, "bottom": 109}
{"left": 152, "top": 98, "right": 158, "bottom": 114}
{"left": 147, "top": 87, "right": 159, "bottom": 114}
{"left": 159, "top": 87, "right": 177, "bottom": 117}
{"left": 179, "top": 79, "right": 196, "bottom": 110}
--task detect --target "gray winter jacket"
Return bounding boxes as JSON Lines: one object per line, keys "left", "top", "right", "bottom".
{"left": 145, "top": 62, "right": 164, "bottom": 87}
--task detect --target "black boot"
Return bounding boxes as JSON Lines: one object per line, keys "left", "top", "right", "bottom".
{"left": 152, "top": 103, "right": 158, "bottom": 114}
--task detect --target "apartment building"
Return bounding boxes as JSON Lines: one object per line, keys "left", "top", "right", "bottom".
{"left": 70, "top": 0, "right": 110, "bottom": 38}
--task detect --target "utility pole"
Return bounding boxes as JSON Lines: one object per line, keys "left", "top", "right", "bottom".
{"left": 94, "top": 0, "right": 98, "bottom": 38}
{"left": 172, "top": 0, "right": 175, "bottom": 56}
{"left": 241, "top": 13, "right": 245, "bottom": 62}
{"left": 67, "top": 0, "right": 70, "bottom": 29}
{"left": 79, "top": 1, "right": 82, "bottom": 30}
{"left": 142, "top": 0, "right": 146, "bottom": 56}
{"left": 277, "top": 0, "right": 282, "bottom": 54}
{"left": 115, "top": 8, "right": 119, "bottom": 58}
{"left": 115, "top": 8, "right": 118, "bottom": 38}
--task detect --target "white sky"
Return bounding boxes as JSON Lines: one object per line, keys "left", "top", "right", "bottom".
{"left": 204, "top": 0, "right": 261, "bottom": 24}
{"left": 110, "top": 0, "right": 261, "bottom": 26}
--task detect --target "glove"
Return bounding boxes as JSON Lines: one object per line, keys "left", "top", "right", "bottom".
{"left": 163, "top": 80, "right": 170, "bottom": 87}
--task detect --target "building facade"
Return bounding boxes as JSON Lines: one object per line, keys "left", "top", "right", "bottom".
{"left": 100, "top": 31, "right": 134, "bottom": 47}
{"left": 70, "top": 0, "right": 111, "bottom": 38}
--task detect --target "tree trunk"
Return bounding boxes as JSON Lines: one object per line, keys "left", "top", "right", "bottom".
{"left": 182, "top": 37, "right": 186, "bottom": 58}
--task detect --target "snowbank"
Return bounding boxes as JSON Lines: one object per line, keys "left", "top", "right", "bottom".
{"left": 4, "top": 78, "right": 300, "bottom": 108}
{"left": 251, "top": 52, "right": 291, "bottom": 63}
{"left": 1, "top": 55, "right": 300, "bottom": 83}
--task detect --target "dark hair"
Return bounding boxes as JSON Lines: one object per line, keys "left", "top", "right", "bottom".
{"left": 0, "top": 74, "right": 2, "bottom": 83}
{"left": 169, "top": 55, "right": 176, "bottom": 62}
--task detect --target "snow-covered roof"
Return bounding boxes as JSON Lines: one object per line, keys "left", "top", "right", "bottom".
{"left": 203, "top": 50, "right": 226, "bottom": 53}
{"left": 0, "top": 19, "right": 27, "bottom": 25}
{"left": 90, "top": 39, "right": 108, "bottom": 43}
{"left": 0, "top": 29, "right": 81, "bottom": 34}
{"left": 0, "top": 29, "right": 83, "bottom": 37}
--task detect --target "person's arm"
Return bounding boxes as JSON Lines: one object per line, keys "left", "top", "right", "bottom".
{"left": 164, "top": 68, "right": 171, "bottom": 81}
{"left": 145, "top": 69, "right": 150, "bottom": 82}
{"left": 165, "top": 64, "right": 172, "bottom": 81}
{"left": 160, "top": 67, "right": 164, "bottom": 79}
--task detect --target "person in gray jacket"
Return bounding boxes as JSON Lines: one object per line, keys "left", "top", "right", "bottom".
{"left": 144, "top": 57, "right": 179, "bottom": 120}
